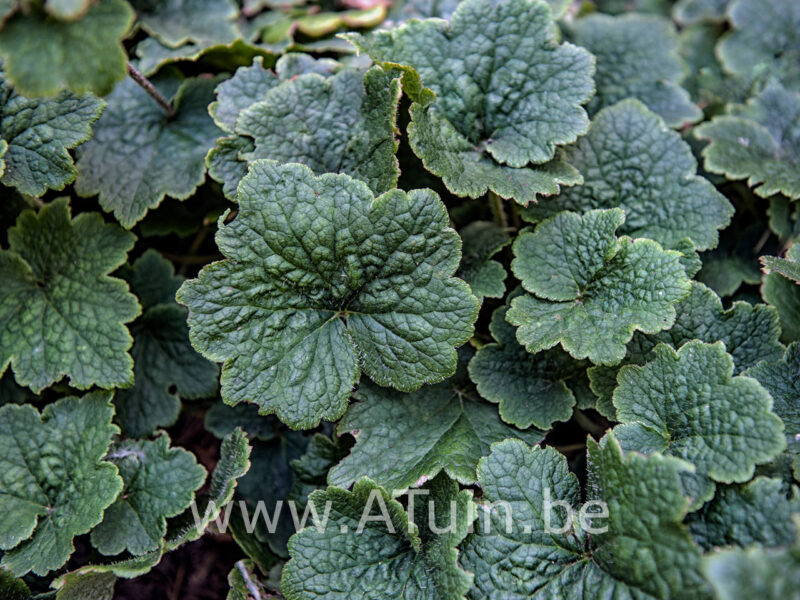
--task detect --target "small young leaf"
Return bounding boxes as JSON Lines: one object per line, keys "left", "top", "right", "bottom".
{"left": 763, "top": 270, "right": 800, "bottom": 343}
{"left": 0, "top": 199, "right": 139, "bottom": 392}
{"left": 695, "top": 83, "right": 800, "bottom": 199}
{"left": 281, "top": 474, "right": 474, "bottom": 600}
{"left": 329, "top": 379, "right": 543, "bottom": 494}
{"left": 520, "top": 100, "right": 733, "bottom": 251}
{"left": 0, "top": 69, "right": 104, "bottom": 197}
{"left": 0, "top": 392, "right": 123, "bottom": 576}
{"left": 76, "top": 72, "right": 224, "bottom": 228}
{"left": 90, "top": 434, "right": 207, "bottom": 556}
{"left": 178, "top": 161, "right": 478, "bottom": 429}
{"left": 456, "top": 221, "right": 510, "bottom": 301}
{"left": 508, "top": 208, "right": 690, "bottom": 365}
{"left": 572, "top": 13, "right": 701, "bottom": 127}
{"left": 762, "top": 243, "right": 800, "bottom": 283}
{"left": 0, "top": 0, "right": 134, "bottom": 96}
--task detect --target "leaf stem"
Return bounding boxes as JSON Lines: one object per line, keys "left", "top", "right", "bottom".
{"left": 127, "top": 63, "right": 176, "bottom": 118}
{"left": 488, "top": 191, "right": 508, "bottom": 229}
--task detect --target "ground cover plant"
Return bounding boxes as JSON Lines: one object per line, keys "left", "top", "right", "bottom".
{"left": 0, "top": 0, "right": 799, "bottom": 598}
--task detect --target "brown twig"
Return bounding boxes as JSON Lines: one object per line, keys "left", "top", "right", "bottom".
{"left": 127, "top": 63, "right": 176, "bottom": 118}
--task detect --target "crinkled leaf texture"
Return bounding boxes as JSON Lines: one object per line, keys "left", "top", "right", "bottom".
{"left": 0, "top": 0, "right": 133, "bottom": 96}
{"left": 508, "top": 208, "right": 691, "bottom": 365}
{"left": 572, "top": 13, "right": 702, "bottom": 127}
{"left": 178, "top": 160, "right": 478, "bottom": 429}
{"left": 695, "top": 83, "right": 800, "bottom": 199}
{"left": 328, "top": 378, "right": 543, "bottom": 494}
{"left": 113, "top": 251, "right": 218, "bottom": 437}
{"left": 0, "top": 392, "right": 123, "bottom": 576}
{"left": 281, "top": 474, "right": 474, "bottom": 600}
{"left": 613, "top": 341, "right": 785, "bottom": 498}
{"left": 76, "top": 71, "right": 224, "bottom": 228}
{"left": 90, "top": 434, "right": 207, "bottom": 556}
{"left": 208, "top": 57, "right": 400, "bottom": 199}
{"left": 0, "top": 69, "right": 104, "bottom": 197}
{"left": 468, "top": 300, "right": 584, "bottom": 429}
{"left": 703, "top": 543, "right": 800, "bottom": 600}
{"left": 520, "top": 100, "right": 733, "bottom": 251}
{"left": 718, "top": 0, "right": 800, "bottom": 90}
{"left": 346, "top": 0, "right": 594, "bottom": 203}
{"left": 746, "top": 342, "right": 800, "bottom": 434}
{"left": 589, "top": 281, "right": 784, "bottom": 419}
{"left": 686, "top": 477, "right": 797, "bottom": 551}
{"left": 461, "top": 435, "right": 711, "bottom": 599}
{"left": 0, "top": 199, "right": 139, "bottom": 392}
{"left": 762, "top": 243, "right": 800, "bottom": 283}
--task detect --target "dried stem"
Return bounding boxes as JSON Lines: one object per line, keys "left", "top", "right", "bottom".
{"left": 127, "top": 63, "right": 176, "bottom": 118}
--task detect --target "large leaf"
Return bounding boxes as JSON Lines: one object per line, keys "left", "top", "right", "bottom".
{"left": 589, "top": 281, "right": 785, "bottom": 418}
{"left": 178, "top": 160, "right": 478, "bottom": 429}
{"left": 507, "top": 208, "right": 691, "bottom": 365}
{"left": 328, "top": 378, "right": 543, "bottom": 494}
{"left": 0, "top": 199, "right": 139, "bottom": 392}
{"left": 90, "top": 434, "right": 207, "bottom": 556}
{"left": 461, "top": 435, "right": 710, "bottom": 599}
{"left": 113, "top": 251, "right": 218, "bottom": 437}
{"left": 76, "top": 71, "right": 224, "bottom": 228}
{"left": 717, "top": 0, "right": 800, "bottom": 90}
{"left": 613, "top": 341, "right": 785, "bottom": 493}
{"left": 346, "top": 0, "right": 594, "bottom": 203}
{"left": 468, "top": 301, "right": 584, "bottom": 429}
{"left": 520, "top": 100, "right": 733, "bottom": 251}
{"left": 281, "top": 474, "right": 474, "bottom": 600}
{"left": 703, "top": 544, "right": 800, "bottom": 600}
{"left": 0, "top": 392, "right": 123, "bottom": 576}
{"left": 695, "top": 83, "right": 800, "bottom": 199}
{"left": 0, "top": 69, "right": 104, "bottom": 197}
{"left": 0, "top": 0, "right": 133, "bottom": 96}
{"left": 571, "top": 13, "right": 701, "bottom": 127}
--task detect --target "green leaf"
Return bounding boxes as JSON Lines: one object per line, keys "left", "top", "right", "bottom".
{"left": 113, "top": 251, "right": 218, "bottom": 437}
{"left": 132, "top": 0, "right": 239, "bottom": 46}
{"left": 205, "top": 402, "right": 280, "bottom": 441}
{"left": 672, "top": 0, "right": 730, "bottom": 24}
{"left": 613, "top": 341, "right": 786, "bottom": 487}
{"left": 237, "top": 66, "right": 401, "bottom": 195}
{"left": 281, "top": 474, "right": 474, "bottom": 600}
{"left": 589, "top": 281, "right": 785, "bottom": 419}
{"left": 0, "top": 392, "right": 123, "bottom": 576}
{"left": 0, "top": 199, "right": 139, "bottom": 392}
{"left": 90, "top": 434, "right": 206, "bottom": 556}
{"left": 0, "top": 569, "right": 30, "bottom": 600}
{"left": 762, "top": 243, "right": 800, "bottom": 283}
{"left": 329, "top": 378, "right": 543, "bottom": 494}
{"left": 687, "top": 477, "right": 797, "bottom": 551}
{"left": 226, "top": 560, "right": 274, "bottom": 600}
{"left": 572, "top": 14, "right": 702, "bottom": 127}
{"left": 346, "top": 0, "right": 594, "bottom": 203}
{"left": 703, "top": 544, "right": 800, "bottom": 600}
{"left": 76, "top": 71, "right": 223, "bottom": 228}
{"left": 0, "top": 69, "right": 104, "bottom": 197}
{"left": 461, "top": 435, "right": 710, "bottom": 599}
{"left": 747, "top": 343, "right": 800, "bottom": 433}
{"left": 508, "top": 208, "right": 691, "bottom": 365}
{"left": 0, "top": 0, "right": 134, "bottom": 97}
{"left": 45, "top": 0, "right": 92, "bottom": 20}
{"left": 695, "top": 83, "right": 800, "bottom": 200}
{"left": 520, "top": 100, "right": 733, "bottom": 251}
{"left": 178, "top": 161, "right": 478, "bottom": 429}
{"left": 468, "top": 301, "right": 584, "bottom": 429}
{"left": 717, "top": 0, "right": 800, "bottom": 90}
{"left": 763, "top": 270, "right": 800, "bottom": 343}
{"left": 456, "top": 221, "right": 510, "bottom": 301}
{"left": 53, "top": 571, "right": 116, "bottom": 600}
